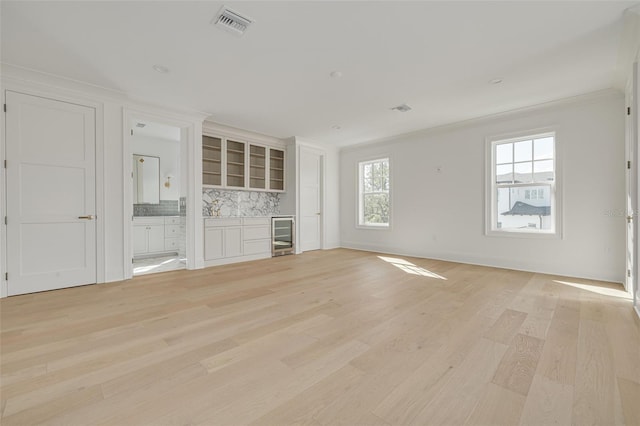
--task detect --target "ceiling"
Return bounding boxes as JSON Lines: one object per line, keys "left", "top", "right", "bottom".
{"left": 133, "top": 121, "right": 182, "bottom": 142}
{"left": 1, "top": 1, "right": 638, "bottom": 147}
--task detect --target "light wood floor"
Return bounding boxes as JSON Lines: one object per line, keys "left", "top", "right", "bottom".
{"left": 1, "top": 248, "right": 639, "bottom": 425}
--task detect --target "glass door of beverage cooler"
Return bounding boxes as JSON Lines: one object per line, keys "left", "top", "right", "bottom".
{"left": 272, "top": 217, "right": 295, "bottom": 256}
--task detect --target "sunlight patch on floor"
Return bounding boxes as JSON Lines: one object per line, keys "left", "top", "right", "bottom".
{"left": 378, "top": 256, "right": 447, "bottom": 280}
{"left": 553, "top": 280, "right": 631, "bottom": 299}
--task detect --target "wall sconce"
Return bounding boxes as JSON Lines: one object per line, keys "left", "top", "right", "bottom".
{"left": 164, "top": 175, "right": 172, "bottom": 188}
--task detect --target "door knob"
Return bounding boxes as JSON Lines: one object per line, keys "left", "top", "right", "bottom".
{"left": 78, "top": 215, "right": 95, "bottom": 220}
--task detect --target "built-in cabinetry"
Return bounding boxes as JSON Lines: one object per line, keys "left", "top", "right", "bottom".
{"left": 204, "top": 218, "right": 242, "bottom": 260}
{"left": 249, "top": 145, "right": 266, "bottom": 189}
{"left": 133, "top": 216, "right": 180, "bottom": 257}
{"left": 202, "top": 136, "right": 222, "bottom": 186}
{"left": 202, "top": 130, "right": 285, "bottom": 192}
{"left": 269, "top": 148, "right": 285, "bottom": 191}
{"left": 204, "top": 217, "right": 271, "bottom": 266}
{"left": 226, "top": 140, "right": 246, "bottom": 188}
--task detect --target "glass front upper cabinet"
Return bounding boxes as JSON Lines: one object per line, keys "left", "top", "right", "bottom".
{"left": 226, "top": 140, "right": 246, "bottom": 188}
{"left": 249, "top": 144, "right": 266, "bottom": 189}
{"left": 202, "top": 134, "right": 285, "bottom": 191}
{"left": 269, "top": 148, "right": 284, "bottom": 191}
{"left": 202, "top": 136, "right": 222, "bottom": 186}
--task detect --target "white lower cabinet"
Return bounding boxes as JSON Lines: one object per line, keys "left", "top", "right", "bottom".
{"left": 147, "top": 224, "right": 166, "bottom": 253}
{"left": 133, "top": 216, "right": 181, "bottom": 257}
{"left": 204, "top": 228, "right": 224, "bottom": 259}
{"left": 243, "top": 239, "right": 271, "bottom": 255}
{"left": 204, "top": 217, "right": 272, "bottom": 266}
{"left": 225, "top": 227, "right": 243, "bottom": 257}
{"left": 133, "top": 224, "right": 150, "bottom": 255}
{"left": 204, "top": 225, "right": 242, "bottom": 260}
{"left": 164, "top": 216, "right": 180, "bottom": 252}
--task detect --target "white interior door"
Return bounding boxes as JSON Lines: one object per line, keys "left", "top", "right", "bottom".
{"left": 6, "top": 91, "right": 96, "bottom": 296}
{"left": 299, "top": 147, "right": 322, "bottom": 252}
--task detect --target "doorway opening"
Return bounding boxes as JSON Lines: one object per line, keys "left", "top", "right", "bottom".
{"left": 130, "top": 119, "right": 186, "bottom": 276}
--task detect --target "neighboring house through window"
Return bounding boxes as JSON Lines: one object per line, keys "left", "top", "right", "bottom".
{"left": 488, "top": 132, "right": 558, "bottom": 235}
{"left": 358, "top": 158, "right": 390, "bottom": 228}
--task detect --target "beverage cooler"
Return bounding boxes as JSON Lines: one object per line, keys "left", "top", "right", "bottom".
{"left": 272, "top": 216, "right": 295, "bottom": 256}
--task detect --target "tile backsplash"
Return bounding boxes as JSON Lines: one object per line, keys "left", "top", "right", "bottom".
{"left": 134, "top": 200, "right": 180, "bottom": 217}
{"left": 203, "top": 189, "right": 280, "bottom": 217}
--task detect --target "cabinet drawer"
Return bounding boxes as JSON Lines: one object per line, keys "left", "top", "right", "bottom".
{"left": 243, "top": 225, "right": 270, "bottom": 240}
{"left": 243, "top": 217, "right": 270, "bottom": 226}
{"left": 165, "top": 238, "right": 179, "bottom": 250}
{"left": 165, "top": 225, "right": 180, "bottom": 237}
{"left": 133, "top": 216, "right": 164, "bottom": 225}
{"left": 204, "top": 218, "right": 243, "bottom": 227}
{"left": 164, "top": 216, "right": 180, "bottom": 225}
{"left": 243, "top": 239, "right": 271, "bottom": 255}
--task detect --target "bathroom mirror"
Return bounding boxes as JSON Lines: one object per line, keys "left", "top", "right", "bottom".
{"left": 133, "top": 154, "right": 160, "bottom": 204}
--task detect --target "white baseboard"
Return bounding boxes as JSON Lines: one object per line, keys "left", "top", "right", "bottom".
{"left": 323, "top": 240, "right": 341, "bottom": 250}
{"left": 339, "top": 241, "right": 623, "bottom": 284}
{"left": 204, "top": 252, "right": 272, "bottom": 268}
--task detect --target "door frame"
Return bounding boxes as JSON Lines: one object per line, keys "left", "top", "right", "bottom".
{"left": 626, "top": 61, "right": 640, "bottom": 316}
{"left": 296, "top": 143, "right": 326, "bottom": 253}
{"left": 1, "top": 83, "right": 106, "bottom": 298}
{"left": 123, "top": 108, "right": 200, "bottom": 279}
{"left": 632, "top": 61, "right": 640, "bottom": 316}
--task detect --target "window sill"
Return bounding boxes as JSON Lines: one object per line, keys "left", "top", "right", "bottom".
{"left": 356, "top": 224, "right": 391, "bottom": 231}
{"left": 485, "top": 229, "right": 561, "bottom": 240}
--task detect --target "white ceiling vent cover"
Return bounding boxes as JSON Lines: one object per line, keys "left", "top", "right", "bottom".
{"left": 213, "top": 6, "right": 253, "bottom": 36}
{"left": 391, "top": 104, "right": 412, "bottom": 113}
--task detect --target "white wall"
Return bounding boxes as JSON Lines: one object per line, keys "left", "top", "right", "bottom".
{"left": 132, "top": 134, "right": 181, "bottom": 201}
{"left": 103, "top": 101, "right": 126, "bottom": 282}
{"left": 277, "top": 137, "right": 297, "bottom": 216}
{"left": 340, "top": 91, "right": 626, "bottom": 283}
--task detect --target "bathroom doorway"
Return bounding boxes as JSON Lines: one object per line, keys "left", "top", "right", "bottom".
{"left": 130, "top": 119, "right": 186, "bottom": 276}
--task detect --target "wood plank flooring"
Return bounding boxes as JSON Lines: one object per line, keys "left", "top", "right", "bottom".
{"left": 1, "top": 248, "right": 638, "bottom": 425}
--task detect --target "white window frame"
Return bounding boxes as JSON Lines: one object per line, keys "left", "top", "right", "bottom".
{"left": 485, "top": 129, "right": 562, "bottom": 239}
{"left": 357, "top": 157, "right": 391, "bottom": 229}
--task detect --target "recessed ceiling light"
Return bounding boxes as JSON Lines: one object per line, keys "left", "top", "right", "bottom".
{"left": 332, "top": 125, "right": 341, "bottom": 130}
{"left": 329, "top": 71, "right": 343, "bottom": 79}
{"left": 153, "top": 64, "right": 169, "bottom": 74}
{"left": 489, "top": 78, "right": 503, "bottom": 85}
{"left": 391, "top": 104, "right": 412, "bottom": 112}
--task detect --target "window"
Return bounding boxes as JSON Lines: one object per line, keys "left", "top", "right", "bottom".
{"left": 489, "top": 132, "right": 558, "bottom": 235}
{"left": 524, "top": 188, "right": 545, "bottom": 200}
{"left": 358, "top": 158, "right": 390, "bottom": 228}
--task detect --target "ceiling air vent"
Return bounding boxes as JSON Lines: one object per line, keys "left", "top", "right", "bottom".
{"left": 391, "top": 104, "right": 412, "bottom": 113}
{"left": 213, "top": 6, "right": 253, "bottom": 36}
